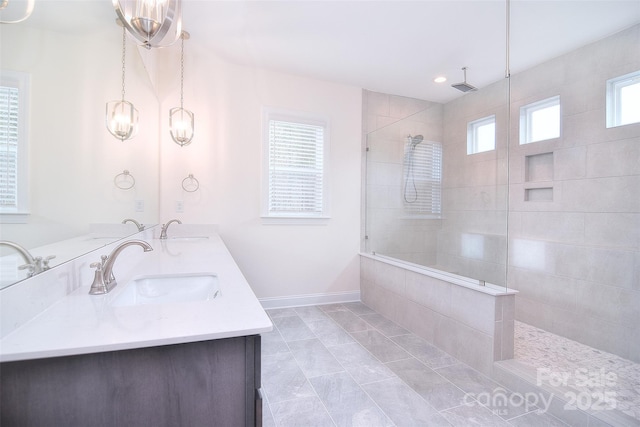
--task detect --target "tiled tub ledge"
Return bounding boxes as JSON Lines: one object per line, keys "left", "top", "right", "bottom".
{"left": 360, "top": 253, "right": 517, "bottom": 376}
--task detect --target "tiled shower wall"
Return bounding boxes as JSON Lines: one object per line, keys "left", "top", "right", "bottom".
{"left": 506, "top": 24, "right": 640, "bottom": 362}
{"left": 363, "top": 24, "right": 640, "bottom": 362}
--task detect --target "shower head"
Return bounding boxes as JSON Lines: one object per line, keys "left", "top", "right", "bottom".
{"left": 409, "top": 135, "right": 424, "bottom": 146}
{"left": 451, "top": 67, "right": 477, "bottom": 93}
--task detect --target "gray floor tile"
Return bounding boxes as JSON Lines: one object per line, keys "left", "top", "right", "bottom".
{"left": 267, "top": 307, "right": 298, "bottom": 318}
{"left": 262, "top": 401, "right": 277, "bottom": 427}
{"left": 342, "top": 301, "right": 377, "bottom": 316}
{"left": 262, "top": 352, "right": 316, "bottom": 404}
{"left": 270, "top": 396, "right": 335, "bottom": 427}
{"left": 294, "top": 305, "right": 330, "bottom": 323}
{"left": 478, "top": 387, "right": 540, "bottom": 421}
{"left": 391, "top": 334, "right": 459, "bottom": 368}
{"left": 306, "top": 318, "right": 355, "bottom": 347}
{"left": 327, "top": 342, "right": 396, "bottom": 385}
{"left": 435, "top": 363, "right": 503, "bottom": 396}
{"left": 262, "top": 329, "right": 290, "bottom": 356}
{"left": 318, "top": 303, "right": 349, "bottom": 312}
{"left": 442, "top": 403, "right": 512, "bottom": 426}
{"left": 360, "top": 313, "right": 408, "bottom": 337}
{"left": 386, "top": 357, "right": 467, "bottom": 411}
{"left": 326, "top": 310, "right": 373, "bottom": 333}
{"left": 309, "top": 372, "right": 393, "bottom": 427}
{"left": 261, "top": 303, "right": 544, "bottom": 427}
{"left": 350, "top": 329, "right": 412, "bottom": 363}
{"left": 362, "top": 377, "right": 451, "bottom": 426}
{"left": 273, "top": 315, "right": 316, "bottom": 342}
{"left": 508, "top": 410, "right": 569, "bottom": 427}
{"left": 288, "top": 338, "right": 344, "bottom": 378}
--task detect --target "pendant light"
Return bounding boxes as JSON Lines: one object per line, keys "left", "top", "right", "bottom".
{"left": 169, "top": 31, "right": 194, "bottom": 147}
{"left": 106, "top": 25, "right": 139, "bottom": 141}
{"left": 0, "top": 0, "right": 34, "bottom": 24}
{"left": 112, "top": 0, "right": 183, "bottom": 50}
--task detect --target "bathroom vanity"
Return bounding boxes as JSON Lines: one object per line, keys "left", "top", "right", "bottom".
{"left": 0, "top": 226, "right": 272, "bottom": 426}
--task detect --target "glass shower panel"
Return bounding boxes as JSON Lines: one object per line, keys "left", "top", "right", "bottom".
{"left": 365, "top": 80, "right": 510, "bottom": 290}
{"left": 365, "top": 109, "right": 444, "bottom": 267}
{"left": 509, "top": 1, "right": 640, "bottom": 372}
{"left": 441, "top": 78, "right": 510, "bottom": 288}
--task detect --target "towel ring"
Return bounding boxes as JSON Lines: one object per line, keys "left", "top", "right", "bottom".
{"left": 182, "top": 174, "right": 199, "bottom": 192}
{"left": 114, "top": 170, "right": 135, "bottom": 190}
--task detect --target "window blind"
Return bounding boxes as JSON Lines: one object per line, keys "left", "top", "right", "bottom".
{"left": 268, "top": 119, "right": 325, "bottom": 216}
{"left": 0, "top": 85, "right": 19, "bottom": 209}
{"left": 403, "top": 141, "right": 442, "bottom": 215}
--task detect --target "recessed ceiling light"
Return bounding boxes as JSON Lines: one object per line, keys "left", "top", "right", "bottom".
{"left": 434, "top": 76, "right": 447, "bottom": 83}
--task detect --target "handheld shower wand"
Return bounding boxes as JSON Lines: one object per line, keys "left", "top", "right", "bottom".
{"left": 404, "top": 135, "right": 424, "bottom": 203}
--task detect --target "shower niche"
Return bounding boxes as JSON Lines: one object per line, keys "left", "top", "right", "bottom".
{"left": 524, "top": 152, "right": 553, "bottom": 202}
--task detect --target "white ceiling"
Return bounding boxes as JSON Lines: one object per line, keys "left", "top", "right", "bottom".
{"left": 15, "top": 0, "right": 640, "bottom": 103}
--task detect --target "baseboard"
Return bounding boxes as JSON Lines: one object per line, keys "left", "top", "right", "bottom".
{"left": 259, "top": 291, "right": 361, "bottom": 309}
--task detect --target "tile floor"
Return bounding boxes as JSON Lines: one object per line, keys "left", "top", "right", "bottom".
{"left": 514, "top": 321, "right": 640, "bottom": 422}
{"left": 261, "top": 302, "right": 567, "bottom": 427}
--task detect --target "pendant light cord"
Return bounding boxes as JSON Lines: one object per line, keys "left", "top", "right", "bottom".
{"left": 180, "top": 33, "right": 185, "bottom": 110}
{"left": 121, "top": 25, "right": 127, "bottom": 102}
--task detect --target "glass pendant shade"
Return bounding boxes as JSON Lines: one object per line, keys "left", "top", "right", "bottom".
{"left": 169, "top": 107, "right": 194, "bottom": 146}
{"left": 106, "top": 26, "right": 138, "bottom": 141}
{"left": 169, "top": 31, "right": 194, "bottom": 147}
{"left": 0, "top": 0, "right": 35, "bottom": 23}
{"left": 106, "top": 100, "right": 139, "bottom": 141}
{"left": 113, "top": 0, "right": 182, "bottom": 49}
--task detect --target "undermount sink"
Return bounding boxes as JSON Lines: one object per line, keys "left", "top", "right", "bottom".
{"left": 111, "top": 273, "right": 220, "bottom": 307}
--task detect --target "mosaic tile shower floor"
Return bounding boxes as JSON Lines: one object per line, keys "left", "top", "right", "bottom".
{"left": 514, "top": 321, "right": 640, "bottom": 422}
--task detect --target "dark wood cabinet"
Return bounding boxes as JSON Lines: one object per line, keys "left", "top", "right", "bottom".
{"left": 1, "top": 335, "right": 262, "bottom": 427}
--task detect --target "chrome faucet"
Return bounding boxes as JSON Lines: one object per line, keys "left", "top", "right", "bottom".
{"left": 0, "top": 240, "right": 55, "bottom": 277}
{"left": 122, "top": 218, "right": 144, "bottom": 232}
{"left": 89, "top": 239, "right": 153, "bottom": 295}
{"left": 159, "top": 219, "right": 182, "bottom": 239}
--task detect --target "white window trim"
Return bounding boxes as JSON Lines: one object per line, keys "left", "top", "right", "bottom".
{"left": 1, "top": 70, "right": 30, "bottom": 223}
{"left": 519, "top": 95, "right": 561, "bottom": 145}
{"left": 467, "top": 114, "right": 496, "bottom": 155}
{"left": 606, "top": 70, "right": 640, "bottom": 128}
{"left": 261, "top": 107, "right": 331, "bottom": 224}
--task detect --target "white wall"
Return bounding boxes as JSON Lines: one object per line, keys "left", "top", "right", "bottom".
{"left": 156, "top": 45, "right": 363, "bottom": 300}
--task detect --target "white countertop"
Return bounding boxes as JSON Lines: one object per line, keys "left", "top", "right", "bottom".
{"left": 0, "top": 231, "right": 273, "bottom": 362}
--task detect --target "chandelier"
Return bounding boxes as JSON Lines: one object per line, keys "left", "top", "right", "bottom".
{"left": 112, "top": 0, "right": 183, "bottom": 49}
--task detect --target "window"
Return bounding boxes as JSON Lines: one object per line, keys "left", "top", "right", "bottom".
{"left": 467, "top": 115, "right": 495, "bottom": 154}
{"left": 606, "top": 70, "right": 640, "bottom": 128}
{"left": 262, "top": 108, "right": 329, "bottom": 220}
{"left": 519, "top": 95, "right": 560, "bottom": 144}
{"left": 1, "top": 70, "right": 29, "bottom": 222}
{"left": 403, "top": 140, "right": 442, "bottom": 217}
